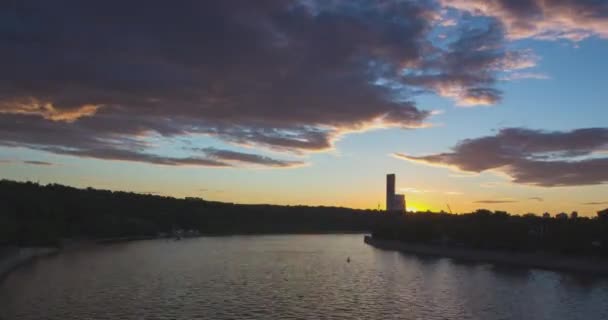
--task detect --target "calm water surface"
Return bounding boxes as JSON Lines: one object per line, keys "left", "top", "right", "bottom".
{"left": 1, "top": 234, "right": 608, "bottom": 320}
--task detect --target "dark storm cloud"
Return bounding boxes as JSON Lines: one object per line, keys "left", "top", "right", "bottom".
{"left": 442, "top": 0, "right": 608, "bottom": 41}
{"left": 395, "top": 128, "right": 608, "bottom": 186}
{"left": 474, "top": 200, "right": 517, "bottom": 204}
{"left": 0, "top": 0, "right": 524, "bottom": 165}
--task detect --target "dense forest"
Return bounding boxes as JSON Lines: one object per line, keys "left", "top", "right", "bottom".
{"left": 0, "top": 180, "right": 377, "bottom": 246}
{"left": 373, "top": 210, "right": 608, "bottom": 256}
{"left": 1, "top": 180, "right": 607, "bottom": 257}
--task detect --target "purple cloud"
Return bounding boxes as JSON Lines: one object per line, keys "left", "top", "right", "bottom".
{"left": 0, "top": 1, "right": 533, "bottom": 166}
{"left": 442, "top": 0, "right": 608, "bottom": 41}
{"left": 403, "top": 20, "right": 537, "bottom": 105}
{"left": 395, "top": 128, "right": 608, "bottom": 187}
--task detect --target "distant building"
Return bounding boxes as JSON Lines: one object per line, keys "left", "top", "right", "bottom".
{"left": 598, "top": 208, "right": 608, "bottom": 219}
{"left": 386, "top": 174, "right": 395, "bottom": 211}
{"left": 386, "top": 174, "right": 406, "bottom": 212}
{"left": 393, "top": 194, "right": 406, "bottom": 212}
{"left": 556, "top": 212, "right": 568, "bottom": 220}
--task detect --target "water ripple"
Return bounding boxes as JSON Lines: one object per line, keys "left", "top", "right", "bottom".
{"left": 2, "top": 235, "right": 608, "bottom": 320}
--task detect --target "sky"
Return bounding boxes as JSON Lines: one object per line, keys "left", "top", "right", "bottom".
{"left": 1, "top": 0, "right": 607, "bottom": 216}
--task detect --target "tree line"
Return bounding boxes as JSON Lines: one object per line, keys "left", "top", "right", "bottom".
{"left": 372, "top": 209, "right": 608, "bottom": 256}
{"left": 0, "top": 180, "right": 376, "bottom": 246}
{"left": 1, "top": 180, "right": 607, "bottom": 257}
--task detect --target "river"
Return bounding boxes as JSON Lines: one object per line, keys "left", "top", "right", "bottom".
{"left": 1, "top": 234, "right": 608, "bottom": 319}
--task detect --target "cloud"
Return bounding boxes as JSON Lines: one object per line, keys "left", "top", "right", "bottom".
{"left": 499, "top": 72, "right": 550, "bottom": 81}
{"left": 0, "top": 0, "right": 526, "bottom": 166}
{"left": 445, "top": 191, "right": 463, "bottom": 195}
{"left": 448, "top": 172, "right": 477, "bottom": 178}
{"left": 400, "top": 187, "right": 433, "bottom": 193}
{"left": 22, "top": 160, "right": 54, "bottom": 166}
{"left": 41, "top": 145, "right": 303, "bottom": 168}
{"left": 442, "top": 0, "right": 608, "bottom": 41}
{"left": 583, "top": 201, "right": 608, "bottom": 205}
{"left": 41, "top": 146, "right": 232, "bottom": 167}
{"left": 474, "top": 199, "right": 517, "bottom": 204}
{"left": 402, "top": 21, "right": 538, "bottom": 106}
{"left": 0, "top": 99, "right": 100, "bottom": 122}
{"left": 395, "top": 127, "right": 608, "bottom": 186}
{"left": 397, "top": 187, "right": 462, "bottom": 195}
{"left": 528, "top": 197, "right": 544, "bottom": 202}
{"left": 195, "top": 148, "right": 306, "bottom": 168}
{"left": 0, "top": 159, "right": 54, "bottom": 165}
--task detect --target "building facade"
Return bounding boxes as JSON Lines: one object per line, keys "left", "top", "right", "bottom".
{"left": 386, "top": 174, "right": 395, "bottom": 211}
{"left": 393, "top": 194, "right": 405, "bottom": 212}
{"left": 386, "top": 173, "right": 405, "bottom": 212}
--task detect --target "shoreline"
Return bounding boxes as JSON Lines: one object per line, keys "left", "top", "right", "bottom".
{"left": 0, "top": 247, "right": 59, "bottom": 282}
{"left": 364, "top": 235, "right": 608, "bottom": 276}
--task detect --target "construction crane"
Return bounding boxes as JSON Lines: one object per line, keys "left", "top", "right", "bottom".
{"left": 446, "top": 203, "right": 453, "bottom": 214}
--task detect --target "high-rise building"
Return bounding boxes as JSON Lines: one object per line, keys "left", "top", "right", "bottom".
{"left": 386, "top": 173, "right": 406, "bottom": 212}
{"left": 386, "top": 174, "right": 395, "bottom": 211}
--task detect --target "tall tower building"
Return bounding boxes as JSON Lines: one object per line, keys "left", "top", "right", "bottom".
{"left": 386, "top": 173, "right": 395, "bottom": 211}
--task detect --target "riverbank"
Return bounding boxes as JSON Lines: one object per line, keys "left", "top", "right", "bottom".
{"left": 364, "top": 235, "right": 608, "bottom": 275}
{"left": 0, "top": 247, "right": 59, "bottom": 281}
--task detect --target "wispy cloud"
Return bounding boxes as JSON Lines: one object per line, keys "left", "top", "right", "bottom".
{"left": 400, "top": 187, "right": 433, "bottom": 194}
{"left": 445, "top": 191, "right": 463, "bottom": 195}
{"left": 22, "top": 160, "right": 54, "bottom": 166}
{"left": 399, "top": 188, "right": 462, "bottom": 196}
{"left": 499, "top": 72, "right": 550, "bottom": 81}
{"left": 0, "top": 159, "right": 55, "bottom": 166}
{"left": 196, "top": 148, "right": 306, "bottom": 168}
{"left": 474, "top": 199, "right": 518, "bottom": 204}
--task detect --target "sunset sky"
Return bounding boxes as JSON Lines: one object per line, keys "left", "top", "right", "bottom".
{"left": 1, "top": 1, "right": 607, "bottom": 215}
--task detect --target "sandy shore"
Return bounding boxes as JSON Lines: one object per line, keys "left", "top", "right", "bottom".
{"left": 0, "top": 247, "right": 59, "bottom": 281}
{"left": 364, "top": 236, "right": 608, "bottom": 275}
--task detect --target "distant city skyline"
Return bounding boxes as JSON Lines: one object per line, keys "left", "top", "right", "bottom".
{"left": 1, "top": 1, "right": 607, "bottom": 215}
